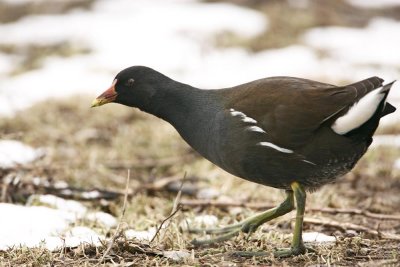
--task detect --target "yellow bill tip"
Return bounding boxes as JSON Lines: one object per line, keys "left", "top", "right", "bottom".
{"left": 91, "top": 98, "right": 104, "bottom": 108}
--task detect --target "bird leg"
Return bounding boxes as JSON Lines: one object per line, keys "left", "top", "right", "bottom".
{"left": 190, "top": 190, "right": 294, "bottom": 246}
{"left": 274, "top": 181, "right": 314, "bottom": 258}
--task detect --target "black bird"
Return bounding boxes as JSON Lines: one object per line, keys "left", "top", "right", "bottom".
{"left": 92, "top": 66, "right": 396, "bottom": 257}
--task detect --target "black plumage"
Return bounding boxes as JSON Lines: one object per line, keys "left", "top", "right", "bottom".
{"left": 92, "top": 66, "right": 396, "bottom": 257}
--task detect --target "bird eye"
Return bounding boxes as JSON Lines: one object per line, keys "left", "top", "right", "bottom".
{"left": 126, "top": 78, "right": 135, "bottom": 87}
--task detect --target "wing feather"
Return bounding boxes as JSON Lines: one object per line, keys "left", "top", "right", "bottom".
{"left": 224, "top": 76, "right": 384, "bottom": 149}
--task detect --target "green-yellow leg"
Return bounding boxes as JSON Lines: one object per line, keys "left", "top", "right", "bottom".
{"left": 190, "top": 190, "right": 294, "bottom": 246}
{"left": 274, "top": 181, "right": 312, "bottom": 258}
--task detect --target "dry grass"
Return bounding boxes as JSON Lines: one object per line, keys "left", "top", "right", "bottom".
{"left": 0, "top": 96, "right": 399, "bottom": 266}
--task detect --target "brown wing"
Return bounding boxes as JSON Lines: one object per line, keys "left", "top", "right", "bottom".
{"left": 222, "top": 76, "right": 383, "bottom": 149}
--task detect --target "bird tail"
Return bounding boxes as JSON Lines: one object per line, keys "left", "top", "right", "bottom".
{"left": 344, "top": 80, "right": 396, "bottom": 141}
{"left": 380, "top": 81, "right": 397, "bottom": 117}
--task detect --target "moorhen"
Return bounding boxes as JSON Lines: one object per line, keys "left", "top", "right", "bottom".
{"left": 92, "top": 66, "right": 396, "bottom": 257}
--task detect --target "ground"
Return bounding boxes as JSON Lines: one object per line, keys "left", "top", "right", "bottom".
{"left": 0, "top": 0, "right": 399, "bottom": 266}
{"left": 0, "top": 96, "right": 399, "bottom": 266}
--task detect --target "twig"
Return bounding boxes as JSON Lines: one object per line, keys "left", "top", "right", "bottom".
{"left": 304, "top": 217, "right": 400, "bottom": 241}
{"left": 143, "top": 175, "right": 187, "bottom": 191}
{"left": 308, "top": 207, "right": 400, "bottom": 221}
{"left": 99, "top": 169, "right": 131, "bottom": 264}
{"left": 180, "top": 199, "right": 275, "bottom": 210}
{"left": 179, "top": 199, "right": 400, "bottom": 221}
{"left": 0, "top": 174, "right": 197, "bottom": 204}
{"left": 105, "top": 155, "right": 191, "bottom": 170}
{"left": 150, "top": 172, "right": 186, "bottom": 244}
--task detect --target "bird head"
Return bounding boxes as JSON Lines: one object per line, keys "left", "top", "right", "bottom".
{"left": 91, "top": 66, "right": 163, "bottom": 109}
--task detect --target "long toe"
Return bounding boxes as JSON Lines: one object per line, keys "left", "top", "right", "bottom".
{"left": 188, "top": 223, "right": 242, "bottom": 235}
{"left": 274, "top": 244, "right": 315, "bottom": 258}
{"left": 231, "top": 251, "right": 269, "bottom": 257}
{"left": 191, "top": 229, "right": 241, "bottom": 246}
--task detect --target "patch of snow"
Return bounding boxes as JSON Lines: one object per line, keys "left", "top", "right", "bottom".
{"left": 304, "top": 18, "right": 400, "bottom": 68}
{"left": 393, "top": 158, "right": 400, "bottom": 170}
{"left": 81, "top": 190, "right": 101, "bottom": 199}
{"left": 0, "top": 56, "right": 111, "bottom": 116}
{"left": 0, "top": 0, "right": 266, "bottom": 115}
{"left": 44, "top": 226, "right": 105, "bottom": 251}
{"left": 32, "top": 194, "right": 87, "bottom": 215}
{"left": 303, "top": 232, "right": 336, "bottom": 243}
{"left": 0, "top": 53, "right": 17, "bottom": 75}
{"left": 346, "top": 0, "right": 400, "bottom": 8}
{"left": 0, "top": 140, "right": 44, "bottom": 168}
{"left": 0, "top": 203, "right": 76, "bottom": 250}
{"left": 371, "top": 135, "right": 400, "bottom": 148}
{"left": 30, "top": 194, "right": 117, "bottom": 227}
{"left": 86, "top": 212, "right": 117, "bottom": 227}
{"left": 63, "top": 226, "right": 104, "bottom": 247}
{"left": 0, "top": 195, "right": 117, "bottom": 251}
{"left": 303, "top": 18, "right": 400, "bottom": 125}
{"left": 125, "top": 227, "right": 157, "bottom": 241}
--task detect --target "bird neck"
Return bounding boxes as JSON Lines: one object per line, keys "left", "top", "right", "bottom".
{"left": 148, "top": 81, "right": 207, "bottom": 124}
{"left": 144, "top": 81, "right": 221, "bottom": 149}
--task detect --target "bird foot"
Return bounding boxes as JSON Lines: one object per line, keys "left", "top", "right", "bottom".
{"left": 274, "top": 244, "right": 315, "bottom": 258}
{"left": 189, "top": 193, "right": 295, "bottom": 246}
{"left": 190, "top": 225, "right": 242, "bottom": 246}
{"left": 189, "top": 219, "right": 260, "bottom": 246}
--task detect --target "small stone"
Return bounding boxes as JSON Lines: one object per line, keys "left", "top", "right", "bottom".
{"left": 194, "top": 214, "right": 218, "bottom": 226}
{"left": 54, "top": 180, "right": 68, "bottom": 189}
{"left": 345, "top": 230, "right": 358, "bottom": 237}
{"left": 179, "top": 214, "right": 218, "bottom": 231}
{"left": 359, "top": 247, "right": 369, "bottom": 256}
{"left": 360, "top": 238, "right": 372, "bottom": 247}
{"left": 229, "top": 207, "right": 243, "bottom": 216}
{"left": 162, "top": 250, "right": 191, "bottom": 261}
{"left": 393, "top": 158, "right": 400, "bottom": 170}
{"left": 346, "top": 249, "right": 356, "bottom": 257}
{"left": 303, "top": 232, "right": 336, "bottom": 243}
{"left": 75, "top": 128, "right": 104, "bottom": 143}
{"left": 196, "top": 188, "right": 220, "bottom": 199}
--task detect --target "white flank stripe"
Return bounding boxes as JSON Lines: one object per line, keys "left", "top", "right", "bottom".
{"left": 246, "top": 126, "right": 266, "bottom": 133}
{"left": 302, "top": 159, "right": 316, "bottom": 165}
{"left": 257, "top": 142, "right": 293, "bottom": 153}
{"left": 242, "top": 117, "right": 257, "bottom": 123}
{"left": 332, "top": 88, "right": 385, "bottom": 135}
{"left": 229, "top": 108, "right": 257, "bottom": 124}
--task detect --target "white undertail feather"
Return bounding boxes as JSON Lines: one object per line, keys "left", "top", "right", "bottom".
{"left": 332, "top": 87, "right": 386, "bottom": 135}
